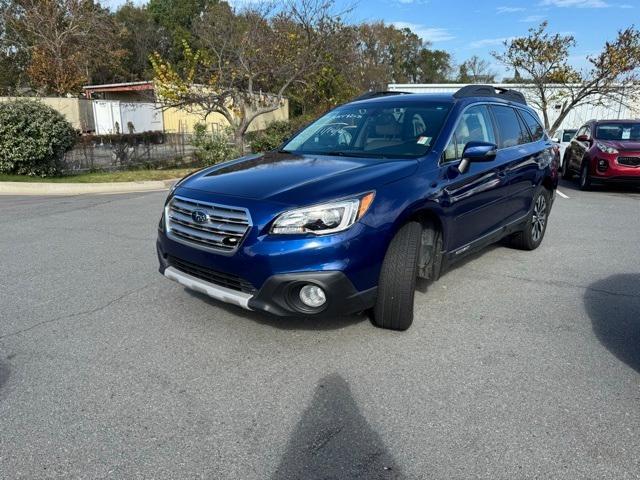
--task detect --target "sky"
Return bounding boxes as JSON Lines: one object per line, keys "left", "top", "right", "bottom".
{"left": 103, "top": 0, "right": 640, "bottom": 80}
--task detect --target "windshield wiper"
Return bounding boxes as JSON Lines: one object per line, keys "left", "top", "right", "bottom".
{"left": 321, "top": 151, "right": 389, "bottom": 159}
{"left": 279, "top": 149, "right": 390, "bottom": 159}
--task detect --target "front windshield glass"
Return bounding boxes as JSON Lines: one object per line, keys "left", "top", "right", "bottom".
{"left": 282, "top": 101, "right": 452, "bottom": 158}
{"left": 595, "top": 123, "right": 640, "bottom": 141}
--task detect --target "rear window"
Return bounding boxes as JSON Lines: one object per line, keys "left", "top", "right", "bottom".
{"left": 520, "top": 110, "right": 545, "bottom": 141}
{"left": 491, "top": 106, "right": 530, "bottom": 148}
{"left": 562, "top": 130, "right": 577, "bottom": 142}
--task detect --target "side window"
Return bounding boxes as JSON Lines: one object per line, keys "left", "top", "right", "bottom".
{"left": 443, "top": 105, "right": 496, "bottom": 162}
{"left": 491, "top": 105, "right": 530, "bottom": 148}
{"left": 576, "top": 126, "right": 587, "bottom": 138}
{"left": 517, "top": 113, "right": 533, "bottom": 143}
{"left": 520, "top": 110, "right": 545, "bottom": 141}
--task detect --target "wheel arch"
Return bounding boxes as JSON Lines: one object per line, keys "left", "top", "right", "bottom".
{"left": 395, "top": 205, "right": 448, "bottom": 281}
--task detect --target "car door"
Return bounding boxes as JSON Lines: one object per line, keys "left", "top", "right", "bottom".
{"left": 439, "top": 104, "right": 508, "bottom": 252}
{"left": 568, "top": 125, "right": 590, "bottom": 171}
{"left": 505, "top": 107, "right": 551, "bottom": 220}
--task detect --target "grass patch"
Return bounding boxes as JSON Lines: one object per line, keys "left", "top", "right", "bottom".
{"left": 0, "top": 168, "right": 195, "bottom": 183}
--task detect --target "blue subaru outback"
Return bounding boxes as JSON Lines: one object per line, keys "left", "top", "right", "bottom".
{"left": 157, "top": 85, "right": 558, "bottom": 330}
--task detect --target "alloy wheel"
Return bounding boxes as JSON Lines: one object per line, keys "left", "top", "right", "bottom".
{"left": 531, "top": 194, "right": 547, "bottom": 243}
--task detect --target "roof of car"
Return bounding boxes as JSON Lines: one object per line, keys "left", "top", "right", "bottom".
{"left": 350, "top": 93, "right": 454, "bottom": 105}
{"left": 349, "top": 91, "right": 529, "bottom": 108}
{"left": 591, "top": 119, "right": 640, "bottom": 124}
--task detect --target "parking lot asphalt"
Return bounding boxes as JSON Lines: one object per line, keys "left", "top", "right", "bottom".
{"left": 1, "top": 181, "right": 639, "bottom": 479}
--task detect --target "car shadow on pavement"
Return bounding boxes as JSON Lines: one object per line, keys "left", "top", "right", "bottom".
{"left": 0, "top": 359, "right": 9, "bottom": 393}
{"left": 585, "top": 274, "right": 640, "bottom": 373}
{"left": 272, "top": 373, "right": 404, "bottom": 480}
{"left": 558, "top": 179, "right": 640, "bottom": 194}
{"left": 184, "top": 289, "right": 367, "bottom": 331}
{"left": 417, "top": 243, "right": 503, "bottom": 293}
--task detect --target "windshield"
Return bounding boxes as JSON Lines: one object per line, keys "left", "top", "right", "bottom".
{"left": 595, "top": 123, "right": 640, "bottom": 141}
{"left": 281, "top": 101, "right": 452, "bottom": 158}
{"left": 562, "top": 130, "right": 577, "bottom": 142}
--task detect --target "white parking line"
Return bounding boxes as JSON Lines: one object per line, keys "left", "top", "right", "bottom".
{"left": 557, "top": 190, "right": 570, "bottom": 199}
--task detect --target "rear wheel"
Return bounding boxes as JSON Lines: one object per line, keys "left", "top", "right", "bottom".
{"left": 371, "top": 222, "right": 422, "bottom": 331}
{"left": 510, "top": 188, "right": 550, "bottom": 251}
{"left": 579, "top": 160, "right": 592, "bottom": 191}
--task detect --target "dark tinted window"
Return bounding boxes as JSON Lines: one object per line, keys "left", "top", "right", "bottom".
{"left": 562, "top": 130, "right": 577, "bottom": 142}
{"left": 491, "top": 106, "right": 530, "bottom": 148}
{"left": 520, "top": 110, "right": 545, "bottom": 141}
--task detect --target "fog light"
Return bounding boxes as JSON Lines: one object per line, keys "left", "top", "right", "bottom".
{"left": 597, "top": 159, "right": 608, "bottom": 171}
{"left": 299, "top": 284, "right": 326, "bottom": 308}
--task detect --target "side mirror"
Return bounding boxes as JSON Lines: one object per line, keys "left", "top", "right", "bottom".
{"left": 459, "top": 141, "right": 497, "bottom": 173}
{"left": 576, "top": 134, "right": 590, "bottom": 142}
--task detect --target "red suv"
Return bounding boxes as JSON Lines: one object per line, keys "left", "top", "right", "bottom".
{"left": 562, "top": 120, "right": 640, "bottom": 190}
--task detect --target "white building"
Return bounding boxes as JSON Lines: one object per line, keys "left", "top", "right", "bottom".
{"left": 388, "top": 83, "right": 640, "bottom": 131}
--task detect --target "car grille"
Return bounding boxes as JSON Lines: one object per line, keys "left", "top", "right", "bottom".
{"left": 167, "top": 255, "right": 256, "bottom": 294}
{"left": 166, "top": 195, "right": 251, "bottom": 253}
{"left": 618, "top": 156, "right": 640, "bottom": 167}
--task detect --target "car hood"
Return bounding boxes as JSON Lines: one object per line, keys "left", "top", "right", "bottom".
{"left": 598, "top": 140, "right": 640, "bottom": 151}
{"left": 179, "top": 151, "right": 419, "bottom": 205}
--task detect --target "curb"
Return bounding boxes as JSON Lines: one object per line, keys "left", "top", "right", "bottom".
{"left": 0, "top": 179, "right": 177, "bottom": 196}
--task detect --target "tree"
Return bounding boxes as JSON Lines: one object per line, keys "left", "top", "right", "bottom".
{"left": 355, "top": 22, "right": 422, "bottom": 90}
{"left": 457, "top": 55, "right": 496, "bottom": 83}
{"left": 151, "top": 0, "right": 345, "bottom": 151}
{"left": 147, "top": 0, "right": 218, "bottom": 63}
{"left": 114, "top": 2, "right": 166, "bottom": 82}
{"left": 414, "top": 49, "right": 452, "bottom": 83}
{"left": 0, "top": 1, "right": 27, "bottom": 94}
{"left": 2, "top": 0, "right": 125, "bottom": 95}
{"left": 353, "top": 22, "right": 454, "bottom": 90}
{"left": 493, "top": 22, "right": 640, "bottom": 134}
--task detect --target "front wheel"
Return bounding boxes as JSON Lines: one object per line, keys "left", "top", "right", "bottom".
{"left": 579, "top": 160, "right": 592, "bottom": 191}
{"left": 510, "top": 188, "right": 551, "bottom": 251}
{"left": 370, "top": 222, "right": 422, "bottom": 331}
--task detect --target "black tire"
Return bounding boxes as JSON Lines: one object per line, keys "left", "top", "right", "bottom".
{"left": 371, "top": 221, "right": 422, "bottom": 331}
{"left": 561, "top": 152, "right": 573, "bottom": 180}
{"left": 579, "top": 160, "right": 592, "bottom": 191}
{"left": 510, "top": 188, "right": 551, "bottom": 251}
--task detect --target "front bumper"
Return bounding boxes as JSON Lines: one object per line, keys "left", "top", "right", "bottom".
{"left": 158, "top": 243, "right": 377, "bottom": 316}
{"left": 590, "top": 155, "right": 640, "bottom": 184}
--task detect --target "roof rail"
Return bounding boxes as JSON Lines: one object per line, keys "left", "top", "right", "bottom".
{"left": 453, "top": 84, "right": 527, "bottom": 105}
{"left": 352, "top": 91, "right": 412, "bottom": 102}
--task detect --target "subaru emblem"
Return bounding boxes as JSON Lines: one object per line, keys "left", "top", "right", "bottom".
{"left": 191, "top": 210, "right": 208, "bottom": 224}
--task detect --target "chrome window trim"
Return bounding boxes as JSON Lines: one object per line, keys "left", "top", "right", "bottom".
{"left": 439, "top": 101, "right": 546, "bottom": 166}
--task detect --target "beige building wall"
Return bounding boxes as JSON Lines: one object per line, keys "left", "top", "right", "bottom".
{"left": 162, "top": 98, "right": 289, "bottom": 134}
{"left": 0, "top": 95, "right": 288, "bottom": 135}
{"left": 0, "top": 97, "right": 94, "bottom": 132}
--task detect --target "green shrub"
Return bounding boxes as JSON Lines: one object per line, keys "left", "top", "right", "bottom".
{"left": 0, "top": 100, "right": 77, "bottom": 176}
{"left": 191, "top": 123, "right": 238, "bottom": 165}
{"left": 247, "top": 120, "right": 294, "bottom": 153}
{"left": 247, "top": 116, "right": 314, "bottom": 153}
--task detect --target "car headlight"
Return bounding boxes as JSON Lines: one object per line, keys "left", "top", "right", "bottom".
{"left": 596, "top": 142, "right": 618, "bottom": 155}
{"left": 271, "top": 192, "right": 375, "bottom": 235}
